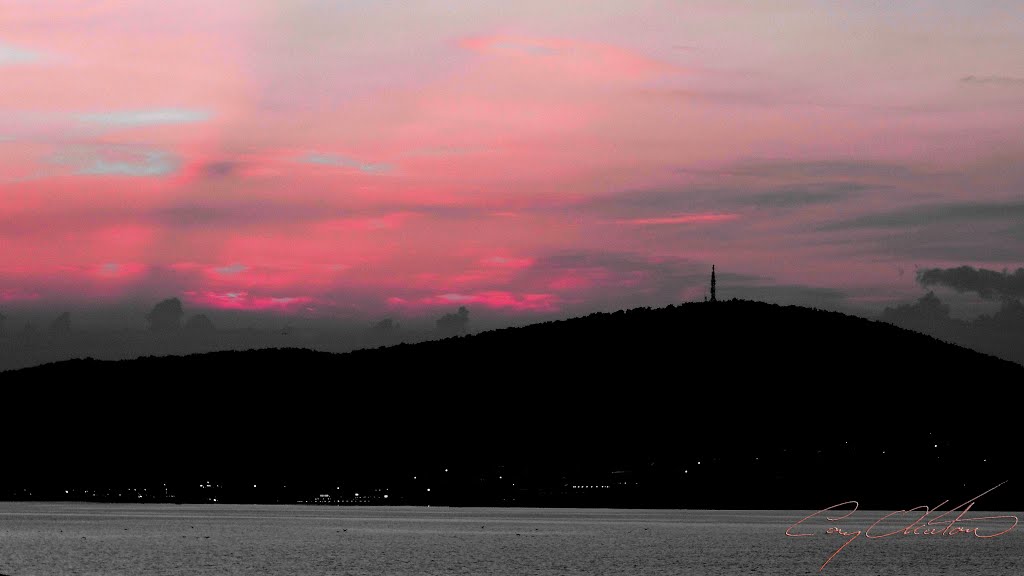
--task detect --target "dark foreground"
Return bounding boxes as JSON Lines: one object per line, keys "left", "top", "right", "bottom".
{"left": 3, "top": 300, "right": 1021, "bottom": 510}
{"left": 0, "top": 504, "right": 1020, "bottom": 576}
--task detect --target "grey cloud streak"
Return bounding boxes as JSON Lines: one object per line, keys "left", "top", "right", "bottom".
{"left": 676, "top": 159, "right": 918, "bottom": 181}
{"left": 961, "top": 75, "right": 1024, "bottom": 87}
{"left": 819, "top": 201, "right": 1024, "bottom": 231}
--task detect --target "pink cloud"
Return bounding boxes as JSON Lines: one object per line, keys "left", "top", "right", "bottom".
{"left": 197, "top": 263, "right": 348, "bottom": 293}
{"left": 319, "top": 212, "right": 420, "bottom": 232}
{"left": 389, "top": 291, "right": 560, "bottom": 313}
{"left": 1, "top": 2, "right": 1020, "bottom": 322}
{"left": 480, "top": 256, "right": 535, "bottom": 269}
{"left": 615, "top": 213, "right": 740, "bottom": 225}
{"left": 91, "top": 262, "right": 148, "bottom": 280}
{"left": 184, "top": 290, "right": 314, "bottom": 312}
{"left": 0, "top": 288, "right": 41, "bottom": 303}
{"left": 546, "top": 267, "right": 614, "bottom": 292}
{"left": 459, "top": 34, "right": 678, "bottom": 80}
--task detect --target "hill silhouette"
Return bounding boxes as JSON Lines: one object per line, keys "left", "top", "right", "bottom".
{"left": 3, "top": 300, "right": 1021, "bottom": 509}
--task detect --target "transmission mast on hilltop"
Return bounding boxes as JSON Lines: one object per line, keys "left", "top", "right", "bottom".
{"left": 710, "top": 265, "right": 717, "bottom": 302}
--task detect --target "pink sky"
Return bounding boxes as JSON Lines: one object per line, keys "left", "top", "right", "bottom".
{"left": 2, "top": 1, "right": 1023, "bottom": 321}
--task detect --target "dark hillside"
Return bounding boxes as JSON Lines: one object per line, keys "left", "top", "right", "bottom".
{"left": 4, "top": 300, "right": 1020, "bottom": 509}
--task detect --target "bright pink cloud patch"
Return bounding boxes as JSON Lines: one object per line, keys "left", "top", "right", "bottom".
{"left": 0, "top": 288, "right": 41, "bottom": 303}
{"left": 389, "top": 291, "right": 559, "bottom": 313}
{"left": 184, "top": 291, "right": 313, "bottom": 312}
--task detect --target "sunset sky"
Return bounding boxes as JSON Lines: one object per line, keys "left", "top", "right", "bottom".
{"left": 2, "top": 1, "right": 1023, "bottom": 324}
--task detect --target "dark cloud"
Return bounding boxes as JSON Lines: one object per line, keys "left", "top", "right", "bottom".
{"left": 881, "top": 290, "right": 1024, "bottom": 366}
{"left": 201, "top": 161, "right": 239, "bottom": 179}
{"left": 213, "top": 264, "right": 247, "bottom": 275}
{"left": 1007, "top": 222, "right": 1024, "bottom": 241}
{"left": 960, "top": 75, "right": 1024, "bottom": 87}
{"left": 820, "top": 222, "right": 1024, "bottom": 262}
{"left": 882, "top": 291, "right": 951, "bottom": 324}
{"left": 917, "top": 266, "right": 1024, "bottom": 301}
{"left": 876, "top": 236, "right": 1024, "bottom": 262}
{"left": 677, "top": 159, "right": 916, "bottom": 181}
{"left": 436, "top": 306, "right": 469, "bottom": 337}
{"left": 581, "top": 181, "right": 866, "bottom": 221}
{"left": 820, "top": 201, "right": 1024, "bottom": 231}
{"left": 146, "top": 298, "right": 184, "bottom": 332}
{"left": 715, "top": 282, "right": 848, "bottom": 309}
{"left": 184, "top": 313, "right": 216, "bottom": 334}
{"left": 48, "top": 311, "right": 72, "bottom": 338}
{"left": 577, "top": 188, "right": 705, "bottom": 218}
{"left": 645, "top": 88, "right": 939, "bottom": 114}
{"left": 736, "top": 182, "right": 868, "bottom": 208}
{"left": 405, "top": 204, "right": 495, "bottom": 220}
{"left": 150, "top": 201, "right": 345, "bottom": 228}
{"left": 150, "top": 200, "right": 492, "bottom": 229}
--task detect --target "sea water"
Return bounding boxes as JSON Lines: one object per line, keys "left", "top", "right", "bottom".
{"left": 0, "top": 503, "right": 1020, "bottom": 575}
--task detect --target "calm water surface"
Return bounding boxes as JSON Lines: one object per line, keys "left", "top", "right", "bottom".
{"left": 0, "top": 504, "right": 1019, "bottom": 575}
